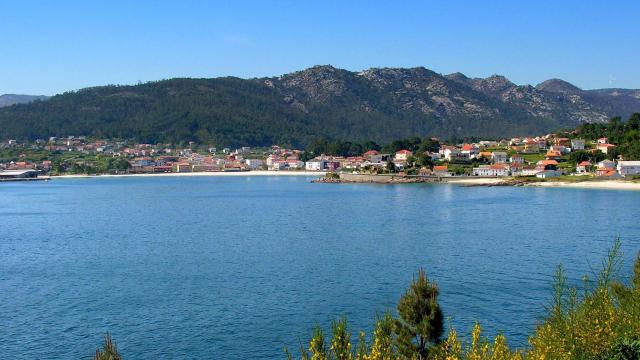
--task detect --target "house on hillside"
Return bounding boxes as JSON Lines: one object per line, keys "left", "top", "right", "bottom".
{"left": 394, "top": 149, "right": 412, "bottom": 161}
{"left": 510, "top": 154, "right": 524, "bottom": 164}
{"left": 461, "top": 144, "right": 479, "bottom": 159}
{"left": 597, "top": 143, "right": 616, "bottom": 154}
{"left": 491, "top": 152, "right": 507, "bottom": 164}
{"left": 571, "top": 139, "right": 585, "bottom": 150}
{"left": 576, "top": 161, "right": 591, "bottom": 174}
{"left": 363, "top": 150, "right": 382, "bottom": 163}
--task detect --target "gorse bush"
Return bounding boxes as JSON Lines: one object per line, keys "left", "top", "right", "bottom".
{"left": 288, "top": 240, "right": 640, "bottom": 360}
{"left": 93, "top": 333, "right": 122, "bottom": 360}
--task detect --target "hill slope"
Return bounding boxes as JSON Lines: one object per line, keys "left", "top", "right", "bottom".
{"left": 0, "top": 94, "right": 49, "bottom": 108}
{"left": 0, "top": 66, "right": 637, "bottom": 146}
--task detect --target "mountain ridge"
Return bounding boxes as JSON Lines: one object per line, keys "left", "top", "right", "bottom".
{"left": 0, "top": 65, "right": 638, "bottom": 146}
{"left": 0, "top": 94, "right": 49, "bottom": 108}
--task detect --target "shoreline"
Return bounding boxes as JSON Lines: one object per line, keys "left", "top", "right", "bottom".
{"left": 524, "top": 180, "right": 640, "bottom": 191}
{"left": 50, "top": 170, "right": 326, "bottom": 179}
{"left": 30, "top": 173, "right": 640, "bottom": 191}
{"left": 330, "top": 173, "right": 640, "bottom": 191}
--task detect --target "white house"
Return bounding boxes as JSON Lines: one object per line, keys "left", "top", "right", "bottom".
{"left": 443, "top": 148, "right": 461, "bottom": 161}
{"left": 491, "top": 152, "right": 507, "bottom": 164}
{"left": 472, "top": 164, "right": 509, "bottom": 177}
{"left": 597, "top": 160, "right": 616, "bottom": 170}
{"left": 576, "top": 161, "right": 591, "bottom": 174}
{"left": 597, "top": 143, "right": 616, "bottom": 154}
{"left": 510, "top": 154, "right": 524, "bottom": 164}
{"left": 536, "top": 170, "right": 562, "bottom": 179}
{"left": 617, "top": 161, "right": 640, "bottom": 177}
{"left": 245, "top": 159, "right": 263, "bottom": 170}
{"left": 571, "top": 139, "right": 585, "bottom": 150}
{"left": 395, "top": 149, "right": 413, "bottom": 161}
{"left": 363, "top": 150, "right": 383, "bottom": 164}
{"left": 519, "top": 166, "right": 541, "bottom": 176}
{"left": 287, "top": 159, "right": 304, "bottom": 169}
{"left": 269, "top": 161, "right": 286, "bottom": 171}
{"left": 305, "top": 160, "right": 326, "bottom": 171}
{"left": 461, "top": 144, "right": 479, "bottom": 159}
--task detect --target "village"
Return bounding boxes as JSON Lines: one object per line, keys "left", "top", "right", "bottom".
{"left": 1, "top": 131, "right": 640, "bottom": 180}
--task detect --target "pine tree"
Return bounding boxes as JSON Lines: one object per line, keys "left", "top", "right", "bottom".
{"left": 394, "top": 269, "right": 444, "bottom": 359}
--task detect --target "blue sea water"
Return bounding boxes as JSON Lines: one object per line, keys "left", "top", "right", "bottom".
{"left": 1, "top": 176, "right": 639, "bottom": 359}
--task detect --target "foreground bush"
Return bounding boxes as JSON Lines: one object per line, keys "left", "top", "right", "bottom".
{"left": 288, "top": 240, "right": 640, "bottom": 360}
{"left": 93, "top": 333, "right": 122, "bottom": 360}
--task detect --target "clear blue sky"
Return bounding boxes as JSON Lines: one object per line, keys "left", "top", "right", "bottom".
{"left": 1, "top": 0, "right": 638, "bottom": 95}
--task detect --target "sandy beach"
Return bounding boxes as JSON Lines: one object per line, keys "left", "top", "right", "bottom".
{"left": 444, "top": 178, "right": 507, "bottom": 185}
{"left": 51, "top": 170, "right": 326, "bottom": 179}
{"left": 525, "top": 180, "right": 640, "bottom": 191}
{"left": 45, "top": 173, "right": 640, "bottom": 191}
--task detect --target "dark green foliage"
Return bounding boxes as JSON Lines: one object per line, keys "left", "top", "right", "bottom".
{"left": 595, "top": 338, "right": 640, "bottom": 360}
{"left": 570, "top": 150, "right": 605, "bottom": 163}
{"left": 394, "top": 269, "right": 444, "bottom": 359}
{"left": 576, "top": 113, "right": 640, "bottom": 160}
{"left": 2, "top": 67, "right": 631, "bottom": 147}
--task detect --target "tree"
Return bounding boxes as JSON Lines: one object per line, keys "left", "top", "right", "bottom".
{"left": 625, "top": 113, "right": 640, "bottom": 132}
{"left": 386, "top": 158, "right": 396, "bottom": 173}
{"left": 395, "top": 269, "right": 444, "bottom": 359}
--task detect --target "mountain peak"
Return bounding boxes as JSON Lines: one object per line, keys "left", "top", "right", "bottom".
{"left": 536, "top": 79, "right": 582, "bottom": 94}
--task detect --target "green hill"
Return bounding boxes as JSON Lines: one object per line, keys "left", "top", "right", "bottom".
{"left": 1, "top": 66, "right": 638, "bottom": 147}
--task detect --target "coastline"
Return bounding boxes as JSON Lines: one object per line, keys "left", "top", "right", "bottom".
{"left": 36, "top": 173, "right": 640, "bottom": 191}
{"left": 447, "top": 177, "right": 640, "bottom": 191}
{"left": 524, "top": 180, "right": 640, "bottom": 191}
{"left": 50, "top": 170, "right": 326, "bottom": 179}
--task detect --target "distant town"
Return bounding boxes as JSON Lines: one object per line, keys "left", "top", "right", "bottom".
{"left": 1, "top": 127, "right": 639, "bottom": 181}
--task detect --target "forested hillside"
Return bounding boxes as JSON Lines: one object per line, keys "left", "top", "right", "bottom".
{"left": 1, "top": 66, "right": 638, "bottom": 147}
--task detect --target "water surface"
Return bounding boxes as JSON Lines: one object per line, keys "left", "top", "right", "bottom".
{"left": 1, "top": 176, "right": 639, "bottom": 359}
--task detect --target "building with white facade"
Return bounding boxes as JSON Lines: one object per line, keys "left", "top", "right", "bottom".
{"left": 305, "top": 160, "right": 326, "bottom": 171}
{"left": 617, "top": 161, "right": 640, "bottom": 177}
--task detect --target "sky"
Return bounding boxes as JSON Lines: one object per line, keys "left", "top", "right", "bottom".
{"left": 1, "top": 0, "right": 638, "bottom": 95}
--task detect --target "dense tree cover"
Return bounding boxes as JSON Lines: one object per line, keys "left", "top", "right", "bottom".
{"left": 305, "top": 139, "right": 376, "bottom": 157}
{"left": 576, "top": 113, "right": 640, "bottom": 160}
{"left": 303, "top": 137, "right": 440, "bottom": 159}
{"left": 0, "top": 68, "right": 621, "bottom": 148}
